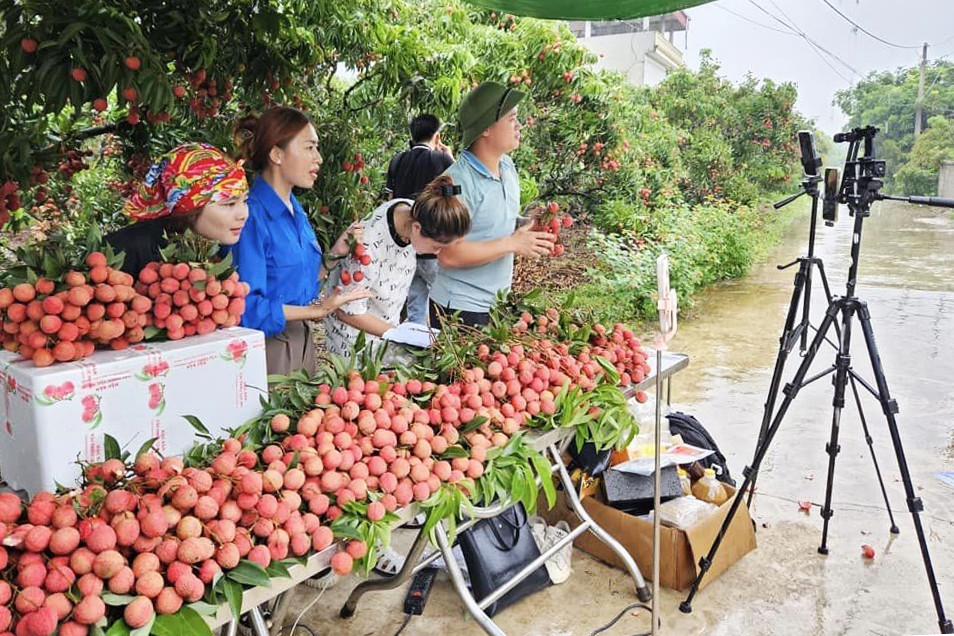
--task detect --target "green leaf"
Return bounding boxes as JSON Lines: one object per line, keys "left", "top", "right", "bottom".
{"left": 131, "top": 614, "right": 155, "bottom": 636}
{"left": 595, "top": 356, "right": 621, "bottom": 384}
{"left": 329, "top": 519, "right": 363, "bottom": 541}
{"left": 102, "top": 593, "right": 135, "bottom": 606}
{"left": 225, "top": 560, "right": 272, "bottom": 588}
{"left": 440, "top": 445, "right": 470, "bottom": 459}
{"left": 223, "top": 578, "right": 243, "bottom": 620}
{"left": 151, "top": 606, "right": 213, "bottom": 636}
{"left": 183, "top": 415, "right": 211, "bottom": 437}
{"left": 531, "top": 452, "right": 557, "bottom": 510}
{"left": 459, "top": 415, "right": 488, "bottom": 433}
{"left": 105, "top": 619, "right": 131, "bottom": 636}
{"left": 134, "top": 437, "right": 158, "bottom": 459}
{"left": 265, "top": 560, "right": 291, "bottom": 579}
{"left": 143, "top": 326, "right": 166, "bottom": 341}
{"left": 103, "top": 434, "right": 122, "bottom": 460}
{"left": 186, "top": 600, "right": 219, "bottom": 617}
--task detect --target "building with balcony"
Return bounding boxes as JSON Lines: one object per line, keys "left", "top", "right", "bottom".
{"left": 568, "top": 12, "right": 688, "bottom": 86}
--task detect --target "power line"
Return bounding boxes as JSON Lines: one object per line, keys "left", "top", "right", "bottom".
{"left": 713, "top": 5, "right": 798, "bottom": 37}
{"left": 766, "top": 0, "right": 862, "bottom": 76}
{"left": 818, "top": 0, "right": 923, "bottom": 49}
{"left": 765, "top": 0, "right": 857, "bottom": 79}
{"left": 745, "top": 0, "right": 860, "bottom": 81}
{"left": 925, "top": 57, "right": 953, "bottom": 93}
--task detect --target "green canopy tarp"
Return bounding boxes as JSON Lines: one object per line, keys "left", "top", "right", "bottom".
{"left": 461, "top": 0, "right": 712, "bottom": 20}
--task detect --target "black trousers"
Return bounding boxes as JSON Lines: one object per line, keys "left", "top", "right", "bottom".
{"left": 428, "top": 299, "right": 490, "bottom": 328}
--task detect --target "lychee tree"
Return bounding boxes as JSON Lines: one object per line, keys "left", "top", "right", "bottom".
{"left": 2, "top": 0, "right": 807, "bottom": 271}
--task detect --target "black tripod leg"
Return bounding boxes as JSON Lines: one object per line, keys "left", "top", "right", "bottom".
{"left": 816, "top": 260, "right": 834, "bottom": 303}
{"left": 748, "top": 259, "right": 810, "bottom": 507}
{"left": 814, "top": 259, "right": 844, "bottom": 347}
{"left": 855, "top": 303, "right": 953, "bottom": 633}
{"left": 847, "top": 371, "right": 899, "bottom": 534}
{"left": 818, "top": 303, "right": 854, "bottom": 555}
{"left": 680, "top": 301, "right": 841, "bottom": 614}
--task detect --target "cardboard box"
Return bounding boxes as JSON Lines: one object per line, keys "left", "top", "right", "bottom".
{"left": 542, "top": 485, "right": 756, "bottom": 591}
{"left": 0, "top": 328, "right": 267, "bottom": 495}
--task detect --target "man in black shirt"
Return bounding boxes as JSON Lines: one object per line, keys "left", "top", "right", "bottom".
{"left": 385, "top": 114, "right": 455, "bottom": 324}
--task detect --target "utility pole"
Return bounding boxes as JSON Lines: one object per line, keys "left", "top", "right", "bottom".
{"left": 915, "top": 42, "right": 927, "bottom": 137}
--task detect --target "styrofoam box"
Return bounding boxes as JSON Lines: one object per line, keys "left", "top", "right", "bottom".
{"left": 0, "top": 327, "right": 267, "bottom": 495}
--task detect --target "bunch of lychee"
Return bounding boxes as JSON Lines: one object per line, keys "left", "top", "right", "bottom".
{"left": 0, "top": 252, "right": 152, "bottom": 366}
{"left": 0, "top": 440, "right": 348, "bottom": 634}
{"left": 508, "top": 309, "right": 650, "bottom": 400}
{"left": 133, "top": 262, "right": 249, "bottom": 340}
{"left": 529, "top": 202, "right": 573, "bottom": 257}
{"left": 338, "top": 241, "right": 371, "bottom": 287}
{"left": 0, "top": 304, "right": 650, "bottom": 633}
{"left": 0, "top": 181, "right": 22, "bottom": 226}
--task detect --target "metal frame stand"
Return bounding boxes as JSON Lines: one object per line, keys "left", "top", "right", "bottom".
{"left": 341, "top": 435, "right": 651, "bottom": 635}
{"left": 220, "top": 592, "right": 294, "bottom": 636}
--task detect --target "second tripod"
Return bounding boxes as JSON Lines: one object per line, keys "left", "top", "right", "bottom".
{"left": 679, "top": 127, "right": 953, "bottom": 634}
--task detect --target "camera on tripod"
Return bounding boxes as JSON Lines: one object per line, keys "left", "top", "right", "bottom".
{"left": 819, "top": 125, "right": 954, "bottom": 226}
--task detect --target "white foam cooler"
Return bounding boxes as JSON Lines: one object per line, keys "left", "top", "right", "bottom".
{"left": 0, "top": 327, "right": 267, "bottom": 495}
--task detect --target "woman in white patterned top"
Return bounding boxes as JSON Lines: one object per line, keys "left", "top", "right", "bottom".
{"left": 323, "top": 175, "right": 470, "bottom": 360}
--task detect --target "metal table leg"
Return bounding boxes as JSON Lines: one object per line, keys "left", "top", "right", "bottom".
{"left": 339, "top": 525, "right": 431, "bottom": 618}
{"left": 548, "top": 444, "right": 652, "bottom": 602}
{"left": 433, "top": 523, "right": 507, "bottom": 636}
{"left": 248, "top": 607, "right": 270, "bottom": 636}
{"left": 221, "top": 620, "right": 239, "bottom": 636}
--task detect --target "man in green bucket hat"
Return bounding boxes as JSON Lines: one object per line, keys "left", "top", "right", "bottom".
{"left": 428, "top": 81, "right": 556, "bottom": 327}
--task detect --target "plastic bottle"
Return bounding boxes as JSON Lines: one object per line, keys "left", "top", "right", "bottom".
{"left": 691, "top": 468, "right": 728, "bottom": 505}
{"left": 677, "top": 467, "right": 691, "bottom": 496}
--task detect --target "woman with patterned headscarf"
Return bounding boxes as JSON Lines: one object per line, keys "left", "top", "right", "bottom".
{"left": 105, "top": 142, "right": 250, "bottom": 277}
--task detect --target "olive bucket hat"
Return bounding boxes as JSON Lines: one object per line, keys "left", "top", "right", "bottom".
{"left": 459, "top": 82, "right": 526, "bottom": 150}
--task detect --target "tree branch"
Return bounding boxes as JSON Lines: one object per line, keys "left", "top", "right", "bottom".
{"left": 342, "top": 68, "right": 381, "bottom": 111}
{"left": 38, "top": 124, "right": 118, "bottom": 155}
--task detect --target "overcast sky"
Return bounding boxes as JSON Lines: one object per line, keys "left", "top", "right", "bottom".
{"left": 681, "top": 0, "right": 954, "bottom": 136}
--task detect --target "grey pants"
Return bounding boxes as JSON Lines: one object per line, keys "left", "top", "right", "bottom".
{"left": 406, "top": 258, "right": 437, "bottom": 324}
{"left": 265, "top": 320, "right": 317, "bottom": 376}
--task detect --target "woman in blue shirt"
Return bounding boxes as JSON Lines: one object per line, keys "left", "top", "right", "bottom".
{"left": 232, "top": 107, "right": 369, "bottom": 374}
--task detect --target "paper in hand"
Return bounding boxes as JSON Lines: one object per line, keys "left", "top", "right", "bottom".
{"left": 381, "top": 322, "right": 439, "bottom": 348}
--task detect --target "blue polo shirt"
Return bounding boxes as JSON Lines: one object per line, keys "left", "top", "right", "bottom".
{"left": 231, "top": 177, "right": 322, "bottom": 337}
{"left": 430, "top": 150, "right": 520, "bottom": 313}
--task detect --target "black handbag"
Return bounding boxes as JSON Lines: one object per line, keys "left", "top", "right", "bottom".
{"left": 457, "top": 503, "right": 552, "bottom": 617}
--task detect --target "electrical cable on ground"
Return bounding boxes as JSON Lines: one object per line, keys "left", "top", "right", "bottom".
{"left": 286, "top": 571, "right": 335, "bottom": 635}
{"left": 391, "top": 612, "right": 414, "bottom": 636}
{"left": 752, "top": 491, "right": 954, "bottom": 525}
{"left": 589, "top": 602, "right": 656, "bottom": 636}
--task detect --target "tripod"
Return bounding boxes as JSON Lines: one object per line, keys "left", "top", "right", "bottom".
{"left": 679, "top": 127, "right": 953, "bottom": 634}
{"left": 745, "top": 169, "right": 899, "bottom": 535}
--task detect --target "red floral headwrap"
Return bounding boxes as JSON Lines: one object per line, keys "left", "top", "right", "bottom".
{"left": 123, "top": 142, "right": 248, "bottom": 222}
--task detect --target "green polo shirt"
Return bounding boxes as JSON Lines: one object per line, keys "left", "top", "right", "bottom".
{"left": 430, "top": 150, "right": 520, "bottom": 313}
